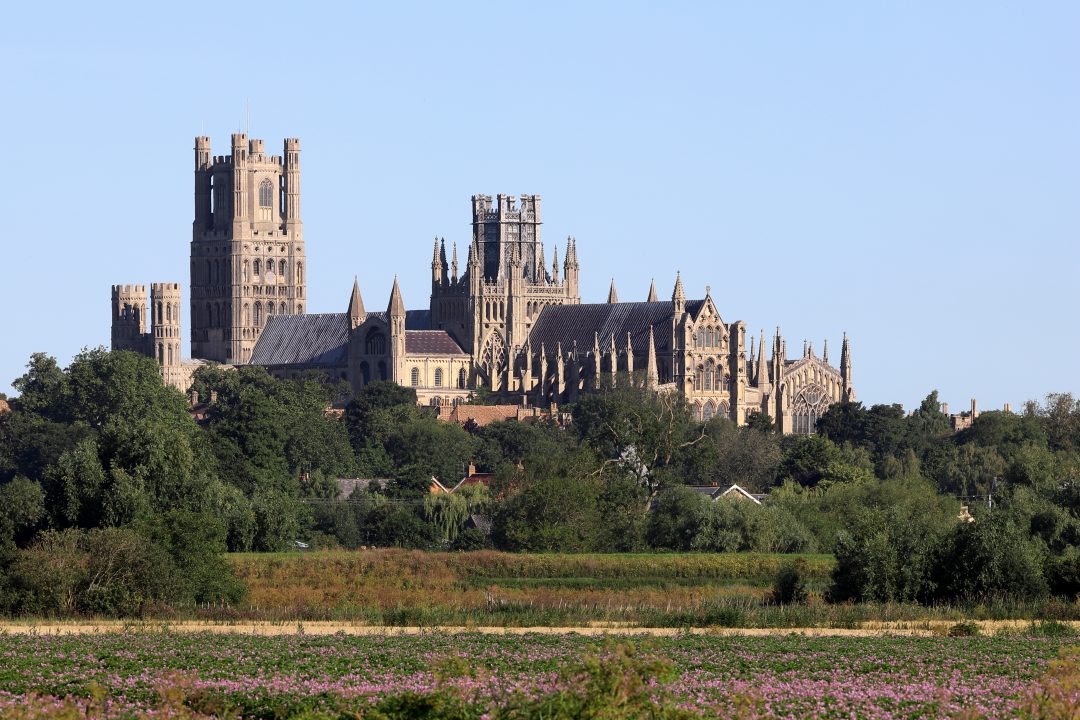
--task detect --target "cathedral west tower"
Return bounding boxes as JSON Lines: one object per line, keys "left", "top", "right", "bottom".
{"left": 190, "top": 134, "right": 306, "bottom": 363}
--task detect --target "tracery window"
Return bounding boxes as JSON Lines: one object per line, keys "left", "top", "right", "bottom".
{"left": 253, "top": 302, "right": 262, "bottom": 326}
{"left": 259, "top": 179, "right": 273, "bottom": 207}
{"left": 411, "top": 367, "right": 420, "bottom": 387}
{"left": 434, "top": 368, "right": 443, "bottom": 387}
{"left": 792, "top": 383, "right": 831, "bottom": 435}
{"left": 365, "top": 330, "right": 386, "bottom": 355}
{"left": 480, "top": 332, "right": 507, "bottom": 382}
{"left": 458, "top": 368, "right": 467, "bottom": 389}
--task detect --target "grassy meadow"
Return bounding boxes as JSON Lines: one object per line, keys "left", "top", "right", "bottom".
{"left": 220, "top": 550, "right": 1080, "bottom": 628}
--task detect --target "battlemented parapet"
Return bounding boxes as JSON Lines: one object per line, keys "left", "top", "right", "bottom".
{"left": 110, "top": 281, "right": 198, "bottom": 392}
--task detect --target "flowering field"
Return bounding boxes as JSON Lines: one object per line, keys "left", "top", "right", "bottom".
{"left": 0, "top": 631, "right": 1076, "bottom": 719}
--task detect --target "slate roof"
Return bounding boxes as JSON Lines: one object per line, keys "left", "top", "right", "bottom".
{"left": 405, "top": 330, "right": 467, "bottom": 356}
{"left": 363, "top": 309, "right": 431, "bottom": 329}
{"left": 527, "top": 301, "right": 683, "bottom": 357}
{"left": 250, "top": 313, "right": 350, "bottom": 367}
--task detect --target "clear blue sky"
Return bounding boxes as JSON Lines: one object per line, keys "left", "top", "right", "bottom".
{"left": 1, "top": 2, "right": 1077, "bottom": 411}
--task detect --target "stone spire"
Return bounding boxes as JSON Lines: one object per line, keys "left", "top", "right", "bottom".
{"left": 552, "top": 244, "right": 560, "bottom": 282}
{"left": 431, "top": 236, "right": 443, "bottom": 284}
{"left": 538, "top": 342, "right": 547, "bottom": 399}
{"left": 607, "top": 279, "right": 619, "bottom": 304}
{"left": 646, "top": 325, "right": 658, "bottom": 389}
{"left": 755, "top": 330, "right": 767, "bottom": 387}
{"left": 567, "top": 237, "right": 580, "bottom": 267}
{"left": 388, "top": 275, "right": 405, "bottom": 317}
{"left": 625, "top": 331, "right": 634, "bottom": 378}
{"left": 555, "top": 341, "right": 565, "bottom": 397}
{"left": 749, "top": 335, "right": 756, "bottom": 378}
{"left": 592, "top": 331, "right": 602, "bottom": 389}
{"left": 451, "top": 241, "right": 459, "bottom": 283}
{"left": 841, "top": 332, "right": 852, "bottom": 397}
{"left": 822, "top": 338, "right": 829, "bottom": 364}
{"left": 348, "top": 276, "right": 365, "bottom": 329}
{"left": 609, "top": 333, "right": 618, "bottom": 386}
{"left": 647, "top": 278, "right": 658, "bottom": 302}
{"left": 672, "top": 271, "right": 685, "bottom": 315}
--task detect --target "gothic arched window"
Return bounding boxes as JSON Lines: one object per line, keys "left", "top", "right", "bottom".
{"left": 434, "top": 368, "right": 443, "bottom": 387}
{"left": 365, "top": 330, "right": 386, "bottom": 355}
{"left": 253, "top": 259, "right": 261, "bottom": 277}
{"left": 792, "top": 383, "right": 832, "bottom": 435}
{"left": 458, "top": 368, "right": 467, "bottom": 389}
{"left": 259, "top": 179, "right": 273, "bottom": 208}
{"left": 410, "top": 367, "right": 420, "bottom": 387}
{"left": 279, "top": 260, "right": 286, "bottom": 277}
{"left": 243, "top": 304, "right": 250, "bottom": 325}
{"left": 280, "top": 302, "right": 286, "bottom": 315}
{"left": 166, "top": 303, "right": 172, "bottom": 323}
{"left": 253, "top": 302, "right": 262, "bottom": 327}
{"left": 296, "top": 303, "right": 303, "bottom": 314}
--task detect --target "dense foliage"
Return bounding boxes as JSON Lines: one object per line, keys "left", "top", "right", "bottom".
{"left": 0, "top": 349, "right": 1078, "bottom": 615}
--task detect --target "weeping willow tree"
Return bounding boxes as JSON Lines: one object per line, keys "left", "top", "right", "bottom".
{"left": 423, "top": 493, "right": 468, "bottom": 544}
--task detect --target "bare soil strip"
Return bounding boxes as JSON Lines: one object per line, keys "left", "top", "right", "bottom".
{"left": 0, "top": 620, "right": 1075, "bottom": 637}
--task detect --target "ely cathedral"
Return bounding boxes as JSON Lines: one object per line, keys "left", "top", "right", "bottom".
{"left": 111, "top": 134, "right": 855, "bottom": 433}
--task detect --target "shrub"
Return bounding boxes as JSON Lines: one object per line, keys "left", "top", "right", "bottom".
{"left": 771, "top": 560, "right": 809, "bottom": 605}
{"left": 947, "top": 621, "right": 981, "bottom": 637}
{"left": 1028, "top": 620, "right": 1078, "bottom": 638}
{"left": 933, "top": 512, "right": 1049, "bottom": 603}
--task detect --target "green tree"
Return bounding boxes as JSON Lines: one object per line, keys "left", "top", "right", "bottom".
{"left": 572, "top": 385, "right": 701, "bottom": 510}
{"left": 777, "top": 434, "right": 842, "bottom": 488}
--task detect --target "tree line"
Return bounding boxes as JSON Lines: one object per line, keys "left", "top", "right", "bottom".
{"left": 0, "top": 348, "right": 1077, "bottom": 615}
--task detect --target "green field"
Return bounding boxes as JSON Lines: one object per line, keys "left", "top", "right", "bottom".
{"left": 0, "top": 630, "right": 1076, "bottom": 718}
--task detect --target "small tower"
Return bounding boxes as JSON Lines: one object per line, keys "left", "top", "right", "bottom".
{"left": 111, "top": 284, "right": 148, "bottom": 354}
{"left": 647, "top": 278, "right": 658, "bottom": 302}
{"left": 755, "top": 330, "right": 768, "bottom": 388}
{"left": 840, "top": 333, "right": 853, "bottom": 399}
{"left": 563, "top": 237, "right": 580, "bottom": 297}
{"left": 151, "top": 283, "right": 183, "bottom": 369}
{"left": 388, "top": 277, "right": 406, "bottom": 383}
{"left": 646, "top": 326, "right": 658, "bottom": 389}
{"left": 607, "top": 279, "right": 619, "bottom": 304}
